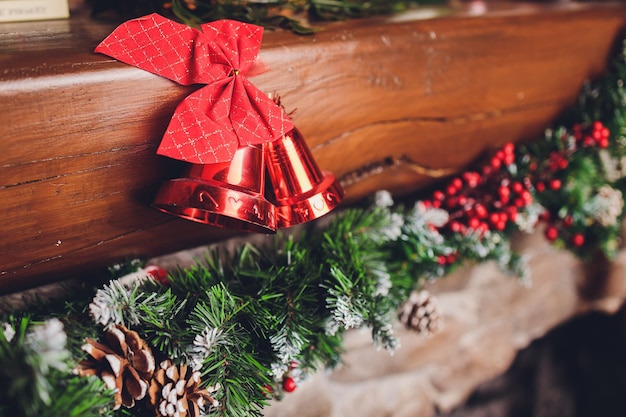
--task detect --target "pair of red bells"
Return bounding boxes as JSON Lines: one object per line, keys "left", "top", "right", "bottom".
{"left": 153, "top": 128, "right": 344, "bottom": 233}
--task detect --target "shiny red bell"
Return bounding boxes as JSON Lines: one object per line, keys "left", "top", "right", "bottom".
{"left": 265, "top": 128, "right": 344, "bottom": 228}
{"left": 153, "top": 144, "right": 277, "bottom": 233}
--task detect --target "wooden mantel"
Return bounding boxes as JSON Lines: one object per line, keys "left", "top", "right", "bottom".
{"left": 1, "top": 2, "right": 626, "bottom": 294}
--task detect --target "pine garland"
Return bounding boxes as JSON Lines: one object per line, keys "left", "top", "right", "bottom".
{"left": 1, "top": 33, "right": 625, "bottom": 417}
{"left": 89, "top": 0, "right": 443, "bottom": 34}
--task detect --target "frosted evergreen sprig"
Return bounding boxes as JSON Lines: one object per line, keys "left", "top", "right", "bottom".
{"left": 24, "top": 319, "right": 69, "bottom": 375}
{"left": 269, "top": 326, "right": 306, "bottom": 379}
{"left": 189, "top": 326, "right": 224, "bottom": 371}
{"left": 1, "top": 322, "right": 15, "bottom": 342}
{"left": 89, "top": 279, "right": 142, "bottom": 327}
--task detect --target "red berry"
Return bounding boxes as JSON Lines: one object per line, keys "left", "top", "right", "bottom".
{"left": 450, "top": 221, "right": 462, "bottom": 233}
{"left": 463, "top": 172, "right": 480, "bottom": 188}
{"left": 601, "top": 127, "right": 610, "bottom": 139}
{"left": 452, "top": 178, "right": 463, "bottom": 189}
{"left": 468, "top": 217, "right": 481, "bottom": 229}
{"left": 489, "top": 212, "right": 500, "bottom": 225}
{"left": 536, "top": 182, "right": 545, "bottom": 192}
{"left": 593, "top": 121, "right": 603, "bottom": 131}
{"left": 503, "top": 154, "right": 515, "bottom": 166}
{"left": 558, "top": 159, "right": 568, "bottom": 169}
{"left": 433, "top": 190, "right": 445, "bottom": 201}
{"left": 498, "top": 186, "right": 510, "bottom": 197}
{"left": 514, "top": 198, "right": 525, "bottom": 208}
{"left": 457, "top": 196, "right": 468, "bottom": 206}
{"left": 563, "top": 216, "right": 573, "bottom": 228}
{"left": 437, "top": 255, "right": 447, "bottom": 265}
{"left": 593, "top": 130, "right": 602, "bottom": 140}
{"left": 432, "top": 200, "right": 441, "bottom": 208}
{"left": 283, "top": 377, "right": 297, "bottom": 393}
{"left": 512, "top": 182, "right": 524, "bottom": 194}
{"left": 495, "top": 150, "right": 505, "bottom": 160}
{"left": 491, "top": 157, "right": 502, "bottom": 170}
{"left": 482, "top": 166, "right": 492, "bottom": 176}
{"left": 495, "top": 220, "right": 507, "bottom": 231}
{"left": 146, "top": 266, "right": 170, "bottom": 286}
{"left": 475, "top": 204, "right": 488, "bottom": 219}
{"left": 502, "top": 142, "right": 515, "bottom": 155}
{"left": 446, "top": 253, "right": 457, "bottom": 264}
{"left": 545, "top": 226, "right": 559, "bottom": 242}
{"left": 572, "top": 233, "right": 585, "bottom": 247}
{"left": 529, "top": 162, "right": 538, "bottom": 171}
{"left": 446, "top": 185, "right": 458, "bottom": 196}
{"left": 521, "top": 190, "right": 532, "bottom": 203}
{"left": 446, "top": 197, "right": 457, "bottom": 209}
{"left": 506, "top": 206, "right": 518, "bottom": 222}
{"left": 549, "top": 179, "right": 562, "bottom": 190}
{"left": 422, "top": 200, "right": 432, "bottom": 209}
{"left": 599, "top": 138, "right": 609, "bottom": 148}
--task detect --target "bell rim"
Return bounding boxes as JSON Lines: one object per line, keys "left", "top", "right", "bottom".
{"left": 272, "top": 172, "right": 344, "bottom": 228}
{"left": 152, "top": 177, "right": 277, "bottom": 234}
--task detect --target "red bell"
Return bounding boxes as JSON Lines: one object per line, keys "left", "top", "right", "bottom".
{"left": 265, "top": 128, "right": 344, "bottom": 228}
{"left": 152, "top": 144, "right": 277, "bottom": 233}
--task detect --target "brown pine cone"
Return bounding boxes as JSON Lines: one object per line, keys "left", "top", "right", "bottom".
{"left": 77, "top": 324, "right": 155, "bottom": 409}
{"left": 398, "top": 290, "right": 443, "bottom": 335}
{"left": 149, "top": 360, "right": 219, "bottom": 417}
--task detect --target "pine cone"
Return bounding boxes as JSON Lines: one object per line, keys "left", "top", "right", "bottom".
{"left": 77, "top": 324, "right": 155, "bottom": 409}
{"left": 398, "top": 290, "right": 443, "bottom": 335}
{"left": 149, "top": 360, "right": 220, "bottom": 417}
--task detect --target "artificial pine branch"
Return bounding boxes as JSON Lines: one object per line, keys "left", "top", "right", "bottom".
{"left": 88, "top": 0, "right": 441, "bottom": 34}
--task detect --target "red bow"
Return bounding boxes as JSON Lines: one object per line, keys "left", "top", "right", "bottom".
{"left": 95, "top": 14, "right": 293, "bottom": 164}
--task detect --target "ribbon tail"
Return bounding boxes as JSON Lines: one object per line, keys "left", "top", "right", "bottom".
{"left": 157, "top": 81, "right": 239, "bottom": 164}
{"left": 230, "top": 77, "right": 294, "bottom": 147}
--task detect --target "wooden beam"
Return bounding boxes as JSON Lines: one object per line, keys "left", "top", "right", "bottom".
{"left": 1, "top": 2, "right": 625, "bottom": 293}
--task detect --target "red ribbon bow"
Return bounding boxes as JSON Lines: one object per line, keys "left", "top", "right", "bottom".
{"left": 95, "top": 14, "right": 293, "bottom": 164}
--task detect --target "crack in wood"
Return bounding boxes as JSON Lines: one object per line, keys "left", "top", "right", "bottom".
{"left": 312, "top": 99, "right": 565, "bottom": 152}
{"left": 0, "top": 163, "right": 124, "bottom": 189}
{"left": 1, "top": 144, "right": 155, "bottom": 169}
{"left": 339, "top": 154, "right": 458, "bottom": 188}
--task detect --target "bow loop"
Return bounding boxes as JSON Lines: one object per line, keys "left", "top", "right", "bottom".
{"left": 95, "top": 14, "right": 293, "bottom": 164}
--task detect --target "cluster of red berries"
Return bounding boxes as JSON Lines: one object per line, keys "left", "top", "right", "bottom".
{"left": 542, "top": 214, "right": 586, "bottom": 248}
{"left": 534, "top": 121, "right": 610, "bottom": 249}
{"left": 532, "top": 122, "right": 610, "bottom": 192}
{"left": 424, "top": 142, "right": 533, "bottom": 243}
{"left": 572, "top": 121, "right": 610, "bottom": 149}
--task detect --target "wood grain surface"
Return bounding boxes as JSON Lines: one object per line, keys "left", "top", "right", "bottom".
{"left": 1, "top": 2, "right": 626, "bottom": 294}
